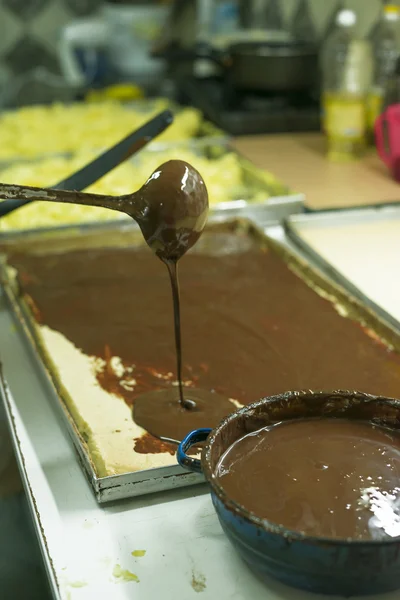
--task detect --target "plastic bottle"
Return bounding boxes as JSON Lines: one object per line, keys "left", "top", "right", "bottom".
{"left": 367, "top": 4, "right": 400, "bottom": 134}
{"left": 321, "top": 9, "right": 373, "bottom": 161}
{"left": 382, "top": 55, "right": 400, "bottom": 111}
{"left": 212, "top": 1, "right": 239, "bottom": 35}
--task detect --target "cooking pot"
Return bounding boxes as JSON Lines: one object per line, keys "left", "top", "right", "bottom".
{"left": 177, "top": 390, "right": 400, "bottom": 596}
{"left": 219, "top": 40, "right": 318, "bottom": 93}
{"left": 162, "top": 39, "right": 318, "bottom": 93}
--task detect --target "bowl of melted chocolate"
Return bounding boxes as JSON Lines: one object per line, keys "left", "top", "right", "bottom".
{"left": 177, "top": 390, "right": 400, "bottom": 596}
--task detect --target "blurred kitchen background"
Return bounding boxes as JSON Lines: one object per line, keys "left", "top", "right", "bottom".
{"left": 0, "top": 0, "right": 392, "bottom": 134}
{"left": 1, "top": 0, "right": 400, "bottom": 598}
{"left": 0, "top": 0, "right": 385, "bottom": 88}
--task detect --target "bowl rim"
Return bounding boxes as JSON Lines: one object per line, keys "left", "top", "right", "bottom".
{"left": 202, "top": 389, "right": 400, "bottom": 547}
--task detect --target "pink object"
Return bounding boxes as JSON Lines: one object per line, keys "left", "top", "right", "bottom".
{"left": 375, "top": 104, "right": 400, "bottom": 182}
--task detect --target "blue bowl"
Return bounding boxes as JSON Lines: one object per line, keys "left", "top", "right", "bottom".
{"left": 177, "top": 390, "right": 400, "bottom": 596}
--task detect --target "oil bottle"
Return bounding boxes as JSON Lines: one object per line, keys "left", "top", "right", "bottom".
{"left": 321, "top": 9, "right": 372, "bottom": 161}
{"left": 367, "top": 4, "right": 400, "bottom": 135}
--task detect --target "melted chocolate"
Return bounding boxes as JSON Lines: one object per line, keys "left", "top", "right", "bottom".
{"left": 134, "top": 388, "right": 235, "bottom": 441}
{"left": 215, "top": 418, "right": 400, "bottom": 540}
{"left": 165, "top": 260, "right": 191, "bottom": 410}
{"left": 134, "top": 160, "right": 209, "bottom": 412}
{"left": 8, "top": 233, "right": 400, "bottom": 453}
{"left": 134, "top": 160, "right": 208, "bottom": 411}
{"left": 133, "top": 160, "right": 208, "bottom": 262}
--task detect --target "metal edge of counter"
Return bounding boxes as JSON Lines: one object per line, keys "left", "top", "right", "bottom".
{"left": 0, "top": 370, "right": 61, "bottom": 600}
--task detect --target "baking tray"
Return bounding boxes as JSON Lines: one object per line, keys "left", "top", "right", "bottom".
{"left": 112, "top": 138, "right": 302, "bottom": 205}
{"left": 303, "top": 199, "right": 400, "bottom": 214}
{"left": 2, "top": 214, "right": 400, "bottom": 503}
{"left": 285, "top": 204, "right": 400, "bottom": 335}
{"left": 0, "top": 141, "right": 305, "bottom": 233}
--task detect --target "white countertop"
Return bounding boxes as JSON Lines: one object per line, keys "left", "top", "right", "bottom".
{"left": 1, "top": 224, "right": 399, "bottom": 600}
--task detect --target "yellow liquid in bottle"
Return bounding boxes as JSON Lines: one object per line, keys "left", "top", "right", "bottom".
{"left": 323, "top": 92, "right": 367, "bottom": 161}
{"left": 366, "top": 90, "right": 384, "bottom": 134}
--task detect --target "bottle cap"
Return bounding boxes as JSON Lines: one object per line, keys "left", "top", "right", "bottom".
{"left": 384, "top": 5, "right": 400, "bottom": 20}
{"left": 336, "top": 9, "right": 357, "bottom": 27}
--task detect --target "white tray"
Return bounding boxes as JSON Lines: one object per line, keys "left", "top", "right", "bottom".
{"left": 286, "top": 204, "right": 400, "bottom": 331}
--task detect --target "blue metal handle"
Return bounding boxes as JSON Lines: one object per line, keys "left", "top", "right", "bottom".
{"left": 177, "top": 428, "right": 212, "bottom": 473}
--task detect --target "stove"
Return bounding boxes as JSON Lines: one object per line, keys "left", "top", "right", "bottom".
{"left": 178, "top": 77, "right": 321, "bottom": 136}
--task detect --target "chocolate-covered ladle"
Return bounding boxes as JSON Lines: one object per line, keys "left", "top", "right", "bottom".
{"left": 0, "top": 160, "right": 208, "bottom": 262}
{"left": 0, "top": 159, "right": 209, "bottom": 410}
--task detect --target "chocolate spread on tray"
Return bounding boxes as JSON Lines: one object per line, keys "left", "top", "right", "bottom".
{"left": 215, "top": 418, "right": 400, "bottom": 540}
{"left": 8, "top": 231, "right": 400, "bottom": 451}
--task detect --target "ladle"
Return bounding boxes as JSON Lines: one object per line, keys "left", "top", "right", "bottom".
{"left": 0, "top": 159, "right": 209, "bottom": 410}
{"left": 0, "top": 159, "right": 208, "bottom": 261}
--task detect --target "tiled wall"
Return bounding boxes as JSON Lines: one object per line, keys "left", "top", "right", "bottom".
{"left": 0, "top": 0, "right": 388, "bottom": 83}
{"left": 0, "top": 0, "right": 101, "bottom": 84}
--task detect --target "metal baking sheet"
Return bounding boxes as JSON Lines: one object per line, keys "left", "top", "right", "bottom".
{"left": 285, "top": 204, "right": 400, "bottom": 335}
{"left": 0, "top": 136, "right": 304, "bottom": 233}
{"left": 0, "top": 151, "right": 305, "bottom": 238}
{"left": 303, "top": 198, "right": 400, "bottom": 215}
{"left": 0, "top": 140, "right": 303, "bottom": 211}
{"left": 122, "top": 139, "right": 304, "bottom": 214}
{"left": 3, "top": 214, "right": 399, "bottom": 503}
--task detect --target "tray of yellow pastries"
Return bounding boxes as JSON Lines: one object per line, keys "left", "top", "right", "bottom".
{"left": 0, "top": 98, "right": 225, "bottom": 164}
{"left": 0, "top": 141, "right": 304, "bottom": 233}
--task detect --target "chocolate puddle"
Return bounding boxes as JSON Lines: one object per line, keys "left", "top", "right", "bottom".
{"left": 215, "top": 418, "right": 400, "bottom": 540}
{"left": 134, "top": 388, "right": 235, "bottom": 441}
{"left": 164, "top": 259, "right": 191, "bottom": 410}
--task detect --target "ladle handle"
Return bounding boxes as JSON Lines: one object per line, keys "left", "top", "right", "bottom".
{"left": 0, "top": 183, "right": 145, "bottom": 219}
{"left": 176, "top": 428, "right": 211, "bottom": 473}
{"left": 0, "top": 182, "right": 118, "bottom": 209}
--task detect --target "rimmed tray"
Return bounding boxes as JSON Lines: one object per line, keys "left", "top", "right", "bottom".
{"left": 2, "top": 215, "right": 400, "bottom": 503}
{"left": 285, "top": 204, "right": 400, "bottom": 334}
